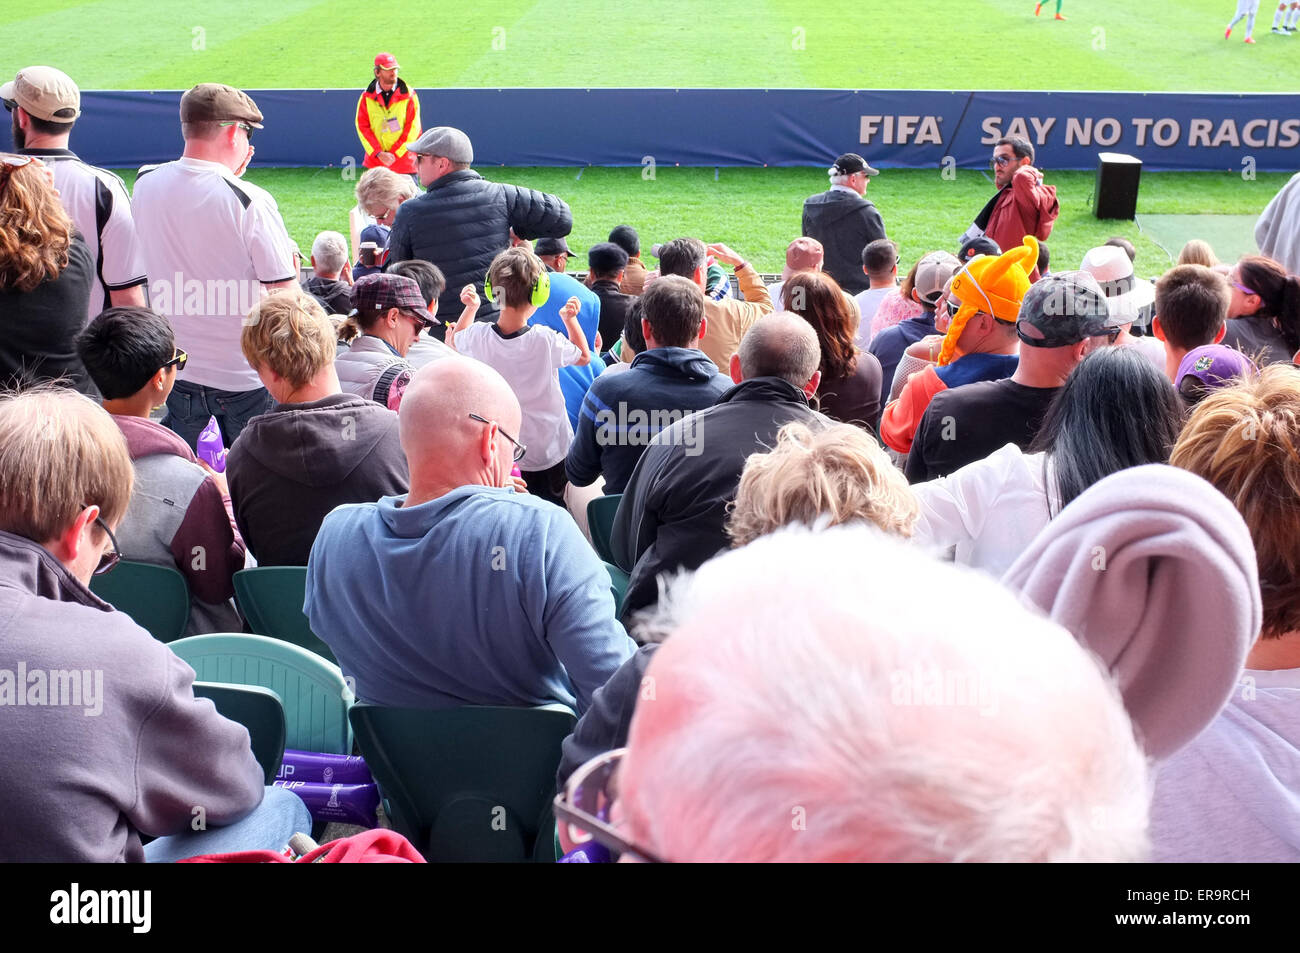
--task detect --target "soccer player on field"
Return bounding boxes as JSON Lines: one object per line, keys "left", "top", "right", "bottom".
{"left": 1270, "top": 2, "right": 1299, "bottom": 33}
{"left": 1034, "top": 1, "right": 1066, "bottom": 19}
{"left": 1226, "top": 0, "right": 1262, "bottom": 42}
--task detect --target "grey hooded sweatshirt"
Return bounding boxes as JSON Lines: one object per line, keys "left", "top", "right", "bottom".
{"left": 226, "top": 393, "right": 409, "bottom": 566}
{"left": 0, "top": 531, "right": 263, "bottom": 861}
{"left": 1150, "top": 668, "right": 1300, "bottom": 862}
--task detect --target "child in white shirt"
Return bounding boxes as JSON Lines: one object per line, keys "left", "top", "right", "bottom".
{"left": 449, "top": 246, "right": 590, "bottom": 505}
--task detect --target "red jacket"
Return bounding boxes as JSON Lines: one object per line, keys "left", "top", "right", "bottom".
{"left": 355, "top": 78, "right": 421, "bottom": 175}
{"left": 986, "top": 168, "right": 1058, "bottom": 278}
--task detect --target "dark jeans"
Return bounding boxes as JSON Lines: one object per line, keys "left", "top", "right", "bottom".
{"left": 163, "top": 379, "right": 274, "bottom": 450}
{"left": 521, "top": 461, "right": 569, "bottom": 509}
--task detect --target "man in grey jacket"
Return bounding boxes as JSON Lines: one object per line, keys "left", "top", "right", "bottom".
{"left": 386, "top": 126, "right": 573, "bottom": 323}
{"left": 0, "top": 388, "right": 306, "bottom": 862}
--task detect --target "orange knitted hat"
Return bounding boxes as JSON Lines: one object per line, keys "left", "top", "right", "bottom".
{"left": 938, "top": 236, "right": 1039, "bottom": 366}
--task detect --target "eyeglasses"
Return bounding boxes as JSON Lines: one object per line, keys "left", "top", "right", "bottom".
{"left": 161, "top": 348, "right": 188, "bottom": 372}
{"left": 89, "top": 511, "right": 121, "bottom": 576}
{"left": 468, "top": 413, "right": 527, "bottom": 462}
{"left": 946, "top": 296, "right": 963, "bottom": 318}
{"left": 990, "top": 155, "right": 1014, "bottom": 168}
{"left": 1106, "top": 327, "right": 1123, "bottom": 344}
{"left": 218, "top": 121, "right": 254, "bottom": 140}
{"left": 552, "top": 748, "right": 666, "bottom": 864}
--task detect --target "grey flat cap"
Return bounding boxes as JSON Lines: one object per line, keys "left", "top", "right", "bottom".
{"left": 408, "top": 126, "right": 473, "bottom": 163}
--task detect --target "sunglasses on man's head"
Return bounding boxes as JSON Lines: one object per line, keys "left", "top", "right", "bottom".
{"left": 0, "top": 154, "right": 36, "bottom": 187}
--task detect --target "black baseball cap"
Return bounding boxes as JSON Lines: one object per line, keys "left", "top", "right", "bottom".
{"left": 831, "top": 153, "right": 879, "bottom": 176}
{"left": 535, "top": 237, "right": 576, "bottom": 257}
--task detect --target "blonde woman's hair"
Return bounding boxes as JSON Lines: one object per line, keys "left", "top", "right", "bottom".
{"left": 354, "top": 166, "right": 419, "bottom": 217}
{"left": 0, "top": 387, "right": 133, "bottom": 544}
{"left": 1177, "top": 239, "right": 1218, "bottom": 268}
{"left": 727, "top": 421, "right": 920, "bottom": 546}
{"left": 0, "top": 155, "right": 73, "bottom": 293}
{"left": 241, "top": 289, "right": 336, "bottom": 389}
{"left": 1171, "top": 364, "right": 1300, "bottom": 638}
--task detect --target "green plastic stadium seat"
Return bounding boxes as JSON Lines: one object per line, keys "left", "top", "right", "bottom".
{"left": 602, "top": 561, "right": 629, "bottom": 617}
{"left": 586, "top": 494, "right": 622, "bottom": 564}
{"left": 192, "top": 681, "right": 286, "bottom": 785}
{"left": 349, "top": 704, "right": 577, "bottom": 862}
{"left": 233, "top": 567, "right": 336, "bottom": 663}
{"left": 89, "top": 559, "right": 190, "bottom": 643}
{"left": 171, "top": 633, "right": 353, "bottom": 754}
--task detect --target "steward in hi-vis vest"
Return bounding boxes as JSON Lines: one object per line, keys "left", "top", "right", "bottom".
{"left": 355, "top": 52, "right": 421, "bottom": 175}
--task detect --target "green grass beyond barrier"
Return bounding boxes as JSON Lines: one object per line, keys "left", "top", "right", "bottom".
{"left": 4, "top": 0, "right": 1297, "bottom": 92}
{"left": 114, "top": 166, "right": 1291, "bottom": 278}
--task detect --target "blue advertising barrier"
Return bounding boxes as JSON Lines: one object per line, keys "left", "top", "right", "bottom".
{"left": 28, "top": 88, "right": 1300, "bottom": 173}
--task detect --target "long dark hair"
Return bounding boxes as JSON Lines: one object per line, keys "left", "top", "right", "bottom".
{"left": 1237, "top": 255, "right": 1300, "bottom": 354}
{"left": 1031, "top": 346, "right": 1183, "bottom": 514}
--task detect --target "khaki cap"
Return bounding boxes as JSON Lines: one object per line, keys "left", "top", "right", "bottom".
{"left": 0, "top": 66, "right": 81, "bottom": 123}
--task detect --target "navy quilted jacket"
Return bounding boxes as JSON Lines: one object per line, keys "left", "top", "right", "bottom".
{"left": 386, "top": 169, "right": 572, "bottom": 322}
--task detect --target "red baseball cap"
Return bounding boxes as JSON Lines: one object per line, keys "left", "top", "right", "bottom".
{"left": 374, "top": 53, "right": 400, "bottom": 70}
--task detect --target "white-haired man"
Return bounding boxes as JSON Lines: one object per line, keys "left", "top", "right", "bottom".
{"left": 556, "top": 523, "right": 1150, "bottom": 862}
{"left": 301, "top": 230, "right": 354, "bottom": 315}
{"left": 801, "top": 153, "right": 887, "bottom": 295}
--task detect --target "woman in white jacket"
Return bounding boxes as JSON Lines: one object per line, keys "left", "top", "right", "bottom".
{"left": 910, "top": 346, "right": 1183, "bottom": 579}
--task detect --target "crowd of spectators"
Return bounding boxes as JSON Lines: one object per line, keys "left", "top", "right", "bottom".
{"left": 4, "top": 68, "right": 1300, "bottom": 864}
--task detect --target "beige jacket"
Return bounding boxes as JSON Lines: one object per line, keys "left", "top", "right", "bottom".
{"left": 620, "top": 256, "right": 648, "bottom": 296}
{"left": 700, "top": 264, "right": 773, "bottom": 370}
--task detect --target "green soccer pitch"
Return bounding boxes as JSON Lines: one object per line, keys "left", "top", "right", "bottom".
{"left": 8, "top": 0, "right": 1296, "bottom": 272}
{"left": 4, "top": 0, "right": 1295, "bottom": 91}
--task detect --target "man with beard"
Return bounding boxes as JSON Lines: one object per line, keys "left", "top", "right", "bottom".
{"left": 3, "top": 65, "right": 147, "bottom": 321}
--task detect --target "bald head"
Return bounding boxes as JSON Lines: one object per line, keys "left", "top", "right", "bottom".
{"left": 736, "top": 313, "right": 821, "bottom": 387}
{"left": 399, "top": 357, "right": 522, "bottom": 496}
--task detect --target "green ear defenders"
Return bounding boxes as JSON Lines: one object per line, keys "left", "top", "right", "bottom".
{"left": 484, "top": 268, "right": 551, "bottom": 308}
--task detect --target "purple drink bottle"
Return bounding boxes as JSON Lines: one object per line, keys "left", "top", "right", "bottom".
{"left": 196, "top": 415, "right": 228, "bottom": 473}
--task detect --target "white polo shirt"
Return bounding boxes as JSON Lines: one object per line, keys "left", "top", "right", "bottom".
{"left": 22, "top": 147, "right": 148, "bottom": 323}
{"left": 132, "top": 156, "right": 297, "bottom": 392}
